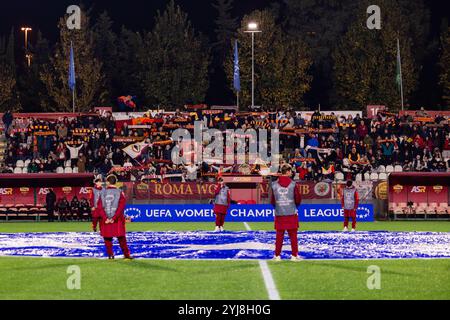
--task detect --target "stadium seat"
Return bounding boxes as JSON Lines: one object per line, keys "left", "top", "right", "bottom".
{"left": 378, "top": 172, "right": 387, "bottom": 180}
{"left": 22, "top": 167, "right": 28, "bottom": 173}
{"left": 364, "top": 172, "right": 371, "bottom": 181}
{"left": 56, "top": 167, "right": 64, "bottom": 174}
{"left": 65, "top": 160, "right": 72, "bottom": 168}
{"left": 16, "top": 160, "right": 24, "bottom": 168}
{"left": 385, "top": 165, "right": 394, "bottom": 173}
{"left": 355, "top": 173, "right": 362, "bottom": 182}
{"left": 377, "top": 165, "right": 386, "bottom": 173}
{"left": 72, "top": 167, "right": 79, "bottom": 173}
{"left": 393, "top": 202, "right": 407, "bottom": 214}
{"left": 64, "top": 167, "right": 73, "bottom": 173}
{"left": 24, "top": 159, "right": 31, "bottom": 167}
{"left": 415, "top": 203, "right": 428, "bottom": 214}
{"left": 437, "top": 203, "right": 448, "bottom": 215}
{"left": 426, "top": 203, "right": 438, "bottom": 215}
{"left": 335, "top": 172, "right": 344, "bottom": 181}
{"left": 370, "top": 172, "right": 379, "bottom": 180}
{"left": 14, "top": 167, "right": 22, "bottom": 174}
{"left": 394, "top": 165, "right": 403, "bottom": 172}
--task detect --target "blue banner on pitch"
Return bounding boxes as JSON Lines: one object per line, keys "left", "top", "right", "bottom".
{"left": 125, "top": 204, "right": 374, "bottom": 222}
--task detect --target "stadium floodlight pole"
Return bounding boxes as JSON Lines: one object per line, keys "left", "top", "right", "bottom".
{"left": 244, "top": 22, "right": 261, "bottom": 109}
{"left": 21, "top": 27, "right": 32, "bottom": 67}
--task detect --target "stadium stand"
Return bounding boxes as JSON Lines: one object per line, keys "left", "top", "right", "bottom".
{"left": 0, "top": 109, "right": 448, "bottom": 184}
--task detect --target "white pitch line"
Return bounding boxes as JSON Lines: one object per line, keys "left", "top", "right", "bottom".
{"left": 243, "top": 222, "right": 281, "bottom": 300}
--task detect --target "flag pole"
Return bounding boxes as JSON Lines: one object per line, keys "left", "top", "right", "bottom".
{"left": 72, "top": 85, "right": 75, "bottom": 113}
{"left": 236, "top": 91, "right": 239, "bottom": 110}
{"left": 397, "top": 38, "right": 405, "bottom": 111}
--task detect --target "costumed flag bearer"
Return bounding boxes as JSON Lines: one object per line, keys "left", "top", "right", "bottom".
{"left": 97, "top": 174, "right": 133, "bottom": 260}
{"left": 91, "top": 176, "right": 104, "bottom": 234}
{"left": 270, "top": 164, "right": 302, "bottom": 261}
{"left": 213, "top": 177, "right": 231, "bottom": 232}
{"left": 341, "top": 179, "right": 359, "bottom": 232}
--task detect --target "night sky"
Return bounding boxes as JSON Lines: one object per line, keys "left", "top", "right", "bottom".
{"left": 1, "top": 0, "right": 449, "bottom": 107}
{"left": 0, "top": 0, "right": 275, "bottom": 42}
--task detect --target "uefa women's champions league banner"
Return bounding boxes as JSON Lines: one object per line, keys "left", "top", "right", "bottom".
{"left": 124, "top": 204, "right": 374, "bottom": 222}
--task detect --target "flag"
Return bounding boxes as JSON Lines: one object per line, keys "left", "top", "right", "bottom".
{"left": 233, "top": 40, "right": 240, "bottom": 92}
{"left": 123, "top": 141, "right": 148, "bottom": 159}
{"left": 68, "top": 42, "right": 76, "bottom": 92}
{"left": 396, "top": 38, "right": 401, "bottom": 91}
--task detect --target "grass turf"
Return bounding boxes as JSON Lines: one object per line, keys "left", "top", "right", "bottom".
{"left": 0, "top": 221, "right": 449, "bottom": 300}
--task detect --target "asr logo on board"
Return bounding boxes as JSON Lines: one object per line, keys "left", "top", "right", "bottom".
{"left": 392, "top": 184, "right": 403, "bottom": 193}
{"left": 411, "top": 186, "right": 426, "bottom": 193}
{"left": 0, "top": 188, "right": 13, "bottom": 195}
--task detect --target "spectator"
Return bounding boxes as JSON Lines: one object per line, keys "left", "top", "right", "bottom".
{"left": 45, "top": 188, "right": 57, "bottom": 222}
{"left": 57, "top": 197, "right": 70, "bottom": 222}
{"left": 70, "top": 196, "right": 80, "bottom": 221}
{"left": 2, "top": 110, "right": 13, "bottom": 136}
{"left": 77, "top": 152, "right": 87, "bottom": 173}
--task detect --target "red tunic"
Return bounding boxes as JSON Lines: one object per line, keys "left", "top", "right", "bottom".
{"left": 271, "top": 176, "right": 302, "bottom": 230}
{"left": 97, "top": 186, "right": 127, "bottom": 238}
{"left": 213, "top": 184, "right": 231, "bottom": 215}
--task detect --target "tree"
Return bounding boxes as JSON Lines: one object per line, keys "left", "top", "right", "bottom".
{"left": 225, "top": 10, "right": 312, "bottom": 109}
{"left": 93, "top": 11, "right": 118, "bottom": 104}
{"left": 212, "top": 0, "right": 238, "bottom": 61}
{"left": 0, "top": 29, "right": 18, "bottom": 111}
{"left": 40, "top": 9, "right": 105, "bottom": 112}
{"left": 115, "top": 27, "right": 145, "bottom": 105}
{"left": 439, "top": 27, "right": 450, "bottom": 105}
{"left": 139, "top": 0, "right": 210, "bottom": 108}
{"left": 282, "top": 0, "right": 357, "bottom": 106}
{"left": 333, "top": 0, "right": 417, "bottom": 110}
{"left": 0, "top": 63, "right": 15, "bottom": 112}
{"left": 17, "top": 30, "right": 51, "bottom": 112}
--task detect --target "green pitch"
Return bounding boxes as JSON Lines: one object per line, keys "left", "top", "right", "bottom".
{"left": 0, "top": 221, "right": 449, "bottom": 300}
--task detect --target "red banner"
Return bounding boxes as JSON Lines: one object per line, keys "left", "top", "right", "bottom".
{"left": 260, "top": 181, "right": 332, "bottom": 199}
{"left": 366, "top": 105, "right": 386, "bottom": 118}
{"left": 132, "top": 181, "right": 332, "bottom": 200}
{"left": 133, "top": 182, "right": 217, "bottom": 200}
{"left": 398, "top": 110, "right": 450, "bottom": 118}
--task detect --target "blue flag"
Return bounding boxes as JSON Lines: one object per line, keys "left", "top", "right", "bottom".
{"left": 233, "top": 40, "right": 240, "bottom": 92}
{"left": 68, "top": 42, "right": 76, "bottom": 92}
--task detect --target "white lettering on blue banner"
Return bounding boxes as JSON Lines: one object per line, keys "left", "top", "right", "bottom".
{"left": 125, "top": 204, "right": 374, "bottom": 222}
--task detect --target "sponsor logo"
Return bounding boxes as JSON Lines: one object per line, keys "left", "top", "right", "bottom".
{"left": 411, "top": 186, "right": 426, "bottom": 193}
{"left": 79, "top": 187, "right": 91, "bottom": 194}
{"left": 0, "top": 188, "right": 13, "bottom": 195}
{"left": 433, "top": 185, "right": 443, "bottom": 194}
{"left": 393, "top": 184, "right": 403, "bottom": 193}
{"left": 19, "top": 187, "right": 30, "bottom": 194}
{"left": 314, "top": 182, "right": 330, "bottom": 197}
{"left": 375, "top": 181, "right": 387, "bottom": 200}
{"left": 62, "top": 187, "right": 73, "bottom": 194}
{"left": 38, "top": 188, "right": 49, "bottom": 195}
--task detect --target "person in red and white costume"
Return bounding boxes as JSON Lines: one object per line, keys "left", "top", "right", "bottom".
{"left": 91, "top": 176, "right": 104, "bottom": 233}
{"left": 341, "top": 179, "right": 359, "bottom": 232}
{"left": 96, "top": 174, "right": 133, "bottom": 260}
{"left": 270, "top": 164, "right": 302, "bottom": 261}
{"left": 212, "top": 177, "right": 231, "bottom": 232}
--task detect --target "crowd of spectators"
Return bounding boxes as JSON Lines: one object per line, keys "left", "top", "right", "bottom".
{"left": 1, "top": 108, "right": 449, "bottom": 183}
